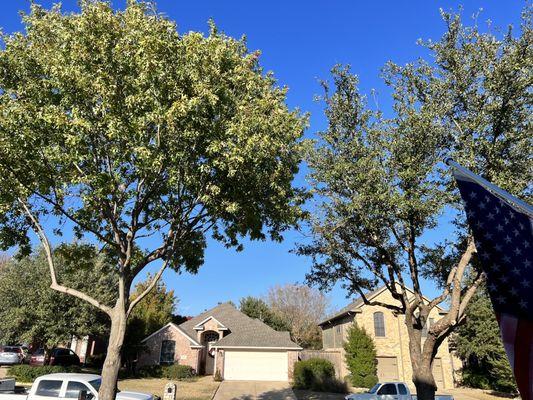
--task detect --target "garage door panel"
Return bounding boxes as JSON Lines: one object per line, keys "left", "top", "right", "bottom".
{"left": 377, "top": 357, "right": 399, "bottom": 381}
{"left": 224, "top": 350, "right": 288, "bottom": 381}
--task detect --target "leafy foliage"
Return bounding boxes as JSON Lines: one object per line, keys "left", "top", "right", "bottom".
{"left": 135, "top": 364, "right": 196, "bottom": 380}
{"left": 344, "top": 324, "right": 378, "bottom": 388}
{"left": 7, "top": 365, "right": 82, "bottom": 383}
{"left": 293, "top": 358, "right": 347, "bottom": 393}
{"left": 123, "top": 276, "right": 177, "bottom": 371}
{"left": 0, "top": 1, "right": 306, "bottom": 395}
{"left": 298, "top": 7, "right": 531, "bottom": 396}
{"left": 0, "top": 247, "right": 114, "bottom": 347}
{"left": 239, "top": 296, "right": 290, "bottom": 331}
{"left": 453, "top": 288, "right": 517, "bottom": 394}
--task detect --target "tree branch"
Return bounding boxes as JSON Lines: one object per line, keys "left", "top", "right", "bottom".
{"left": 18, "top": 198, "right": 113, "bottom": 316}
{"left": 126, "top": 258, "right": 169, "bottom": 317}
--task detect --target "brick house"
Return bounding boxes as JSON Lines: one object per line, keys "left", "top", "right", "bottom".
{"left": 137, "top": 302, "right": 301, "bottom": 381}
{"left": 319, "top": 286, "right": 461, "bottom": 390}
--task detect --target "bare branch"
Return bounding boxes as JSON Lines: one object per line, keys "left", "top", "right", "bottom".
{"left": 126, "top": 258, "right": 169, "bottom": 317}
{"left": 18, "top": 198, "right": 113, "bottom": 316}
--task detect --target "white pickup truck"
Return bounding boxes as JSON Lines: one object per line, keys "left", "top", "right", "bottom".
{"left": 345, "top": 382, "right": 454, "bottom": 400}
{"left": 0, "top": 374, "right": 153, "bottom": 400}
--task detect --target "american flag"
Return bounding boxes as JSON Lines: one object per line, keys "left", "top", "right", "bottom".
{"left": 451, "top": 161, "right": 533, "bottom": 400}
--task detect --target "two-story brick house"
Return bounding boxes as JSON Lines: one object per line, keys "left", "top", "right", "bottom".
{"left": 319, "top": 286, "right": 460, "bottom": 390}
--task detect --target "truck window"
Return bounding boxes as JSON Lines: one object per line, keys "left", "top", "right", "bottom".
{"left": 398, "top": 384, "right": 408, "bottom": 395}
{"left": 378, "top": 384, "right": 397, "bottom": 395}
{"left": 35, "top": 380, "right": 62, "bottom": 397}
{"left": 65, "top": 382, "right": 93, "bottom": 399}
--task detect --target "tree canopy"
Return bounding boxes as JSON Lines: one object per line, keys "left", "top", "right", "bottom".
{"left": 239, "top": 296, "right": 289, "bottom": 331}
{"left": 299, "top": 8, "right": 531, "bottom": 398}
{"left": 0, "top": 245, "right": 114, "bottom": 347}
{"left": 0, "top": 1, "right": 306, "bottom": 397}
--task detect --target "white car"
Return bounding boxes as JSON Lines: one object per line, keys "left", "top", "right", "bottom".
{"left": 0, "top": 347, "right": 23, "bottom": 366}
{"left": 0, "top": 373, "right": 153, "bottom": 400}
{"left": 345, "top": 382, "right": 453, "bottom": 400}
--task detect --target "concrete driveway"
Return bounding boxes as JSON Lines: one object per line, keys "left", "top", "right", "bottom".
{"left": 213, "top": 381, "right": 297, "bottom": 400}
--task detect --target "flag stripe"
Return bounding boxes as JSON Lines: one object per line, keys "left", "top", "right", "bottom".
{"left": 513, "top": 319, "right": 533, "bottom": 400}
{"left": 498, "top": 313, "right": 518, "bottom": 369}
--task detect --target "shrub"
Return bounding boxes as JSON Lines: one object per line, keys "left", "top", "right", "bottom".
{"left": 344, "top": 324, "right": 378, "bottom": 388}
{"left": 161, "top": 365, "right": 195, "bottom": 380}
{"left": 293, "top": 358, "right": 347, "bottom": 393}
{"left": 7, "top": 365, "right": 81, "bottom": 382}
{"left": 136, "top": 364, "right": 195, "bottom": 380}
{"left": 85, "top": 354, "right": 105, "bottom": 368}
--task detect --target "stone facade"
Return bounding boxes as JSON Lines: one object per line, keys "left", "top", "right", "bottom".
{"left": 321, "top": 289, "right": 457, "bottom": 390}
{"left": 288, "top": 350, "right": 299, "bottom": 380}
{"left": 137, "top": 325, "right": 201, "bottom": 372}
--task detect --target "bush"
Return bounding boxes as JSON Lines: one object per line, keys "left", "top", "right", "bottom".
{"left": 85, "top": 354, "right": 105, "bottom": 368}
{"left": 136, "top": 364, "right": 195, "bottom": 380}
{"left": 344, "top": 324, "right": 378, "bottom": 388}
{"left": 161, "top": 365, "right": 195, "bottom": 380}
{"left": 293, "top": 358, "right": 347, "bottom": 393}
{"left": 7, "top": 365, "right": 81, "bottom": 382}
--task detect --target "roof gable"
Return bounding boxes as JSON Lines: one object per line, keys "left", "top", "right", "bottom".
{"left": 141, "top": 322, "right": 201, "bottom": 346}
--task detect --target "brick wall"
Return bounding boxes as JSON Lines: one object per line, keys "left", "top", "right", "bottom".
{"left": 137, "top": 325, "right": 201, "bottom": 373}
{"left": 322, "top": 290, "right": 457, "bottom": 390}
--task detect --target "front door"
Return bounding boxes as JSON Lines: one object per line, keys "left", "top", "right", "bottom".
{"left": 202, "top": 331, "right": 219, "bottom": 375}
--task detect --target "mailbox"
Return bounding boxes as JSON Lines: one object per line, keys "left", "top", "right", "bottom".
{"left": 163, "top": 382, "right": 176, "bottom": 400}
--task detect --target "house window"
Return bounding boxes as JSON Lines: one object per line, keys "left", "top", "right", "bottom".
{"left": 160, "top": 340, "right": 176, "bottom": 365}
{"left": 374, "top": 312, "right": 385, "bottom": 337}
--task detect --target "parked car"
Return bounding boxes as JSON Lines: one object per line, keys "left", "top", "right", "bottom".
{"left": 345, "top": 382, "right": 454, "bottom": 400}
{"left": 0, "top": 347, "right": 23, "bottom": 366}
{"left": 29, "top": 348, "right": 46, "bottom": 366}
{"left": 0, "top": 373, "right": 153, "bottom": 400}
{"left": 48, "top": 348, "right": 80, "bottom": 367}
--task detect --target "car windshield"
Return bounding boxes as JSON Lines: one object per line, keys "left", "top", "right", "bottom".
{"left": 368, "top": 384, "right": 380, "bottom": 394}
{"left": 89, "top": 379, "right": 101, "bottom": 392}
{"left": 34, "top": 349, "right": 45, "bottom": 355}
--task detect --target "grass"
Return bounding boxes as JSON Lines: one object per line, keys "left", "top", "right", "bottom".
{"left": 118, "top": 376, "right": 220, "bottom": 400}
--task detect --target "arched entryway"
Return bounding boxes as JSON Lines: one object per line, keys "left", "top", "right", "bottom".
{"left": 201, "top": 330, "right": 219, "bottom": 375}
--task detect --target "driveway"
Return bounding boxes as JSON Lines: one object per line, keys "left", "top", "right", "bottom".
{"left": 213, "top": 381, "right": 297, "bottom": 400}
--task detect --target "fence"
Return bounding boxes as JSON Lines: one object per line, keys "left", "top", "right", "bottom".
{"left": 299, "top": 350, "right": 343, "bottom": 378}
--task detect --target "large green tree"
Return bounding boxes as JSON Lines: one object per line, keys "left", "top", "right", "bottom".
{"left": 0, "top": 2, "right": 305, "bottom": 398}
{"left": 299, "top": 9, "right": 531, "bottom": 400}
{"left": 123, "top": 275, "right": 176, "bottom": 371}
{"left": 239, "top": 296, "right": 290, "bottom": 331}
{"left": 453, "top": 288, "right": 516, "bottom": 393}
{"left": 0, "top": 246, "right": 114, "bottom": 347}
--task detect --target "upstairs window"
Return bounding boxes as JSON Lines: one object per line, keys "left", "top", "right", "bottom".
{"left": 421, "top": 318, "right": 434, "bottom": 338}
{"left": 374, "top": 312, "right": 385, "bottom": 337}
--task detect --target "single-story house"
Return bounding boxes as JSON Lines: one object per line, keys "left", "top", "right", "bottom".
{"left": 137, "top": 302, "right": 301, "bottom": 381}
{"left": 319, "top": 285, "right": 461, "bottom": 390}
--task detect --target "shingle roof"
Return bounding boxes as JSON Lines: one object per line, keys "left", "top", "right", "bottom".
{"left": 319, "top": 284, "right": 449, "bottom": 326}
{"left": 179, "top": 302, "right": 301, "bottom": 349}
{"left": 319, "top": 286, "right": 386, "bottom": 325}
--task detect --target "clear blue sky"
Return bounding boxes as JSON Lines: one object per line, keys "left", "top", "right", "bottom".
{"left": 0, "top": 1, "right": 525, "bottom": 316}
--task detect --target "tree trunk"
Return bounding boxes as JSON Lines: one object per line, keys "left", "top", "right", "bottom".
{"left": 412, "top": 354, "right": 437, "bottom": 400}
{"left": 99, "top": 309, "right": 127, "bottom": 400}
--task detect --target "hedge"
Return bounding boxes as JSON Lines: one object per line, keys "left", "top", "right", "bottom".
{"left": 293, "top": 358, "right": 347, "bottom": 393}
{"left": 136, "top": 364, "right": 196, "bottom": 380}
{"left": 7, "top": 365, "right": 82, "bottom": 382}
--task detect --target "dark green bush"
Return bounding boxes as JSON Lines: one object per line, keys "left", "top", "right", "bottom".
{"left": 136, "top": 364, "right": 195, "bottom": 380}
{"left": 161, "top": 365, "right": 195, "bottom": 380}
{"left": 293, "top": 358, "right": 347, "bottom": 393}
{"left": 85, "top": 354, "right": 105, "bottom": 368}
{"left": 7, "top": 365, "right": 81, "bottom": 382}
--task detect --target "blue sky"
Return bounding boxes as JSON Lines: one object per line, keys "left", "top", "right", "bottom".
{"left": 0, "top": 1, "right": 526, "bottom": 316}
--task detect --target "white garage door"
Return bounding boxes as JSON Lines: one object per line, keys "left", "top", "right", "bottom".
{"left": 224, "top": 350, "right": 288, "bottom": 381}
